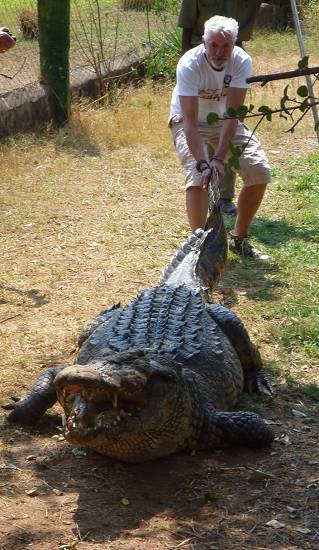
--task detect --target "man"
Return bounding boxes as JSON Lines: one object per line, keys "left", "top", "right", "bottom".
{"left": 0, "top": 27, "right": 16, "bottom": 53}
{"left": 178, "top": 0, "right": 262, "bottom": 216}
{"left": 169, "top": 15, "right": 271, "bottom": 260}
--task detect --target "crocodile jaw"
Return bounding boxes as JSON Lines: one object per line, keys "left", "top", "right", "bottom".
{"left": 54, "top": 354, "right": 191, "bottom": 462}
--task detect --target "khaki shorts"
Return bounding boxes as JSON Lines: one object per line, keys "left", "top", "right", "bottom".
{"left": 169, "top": 117, "right": 272, "bottom": 189}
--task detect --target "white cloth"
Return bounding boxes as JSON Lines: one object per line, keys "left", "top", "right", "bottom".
{"left": 170, "top": 44, "right": 252, "bottom": 123}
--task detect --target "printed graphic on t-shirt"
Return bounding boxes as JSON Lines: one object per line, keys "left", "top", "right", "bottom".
{"left": 224, "top": 74, "right": 232, "bottom": 87}
{"left": 199, "top": 73, "right": 232, "bottom": 102}
{"left": 199, "top": 88, "right": 221, "bottom": 101}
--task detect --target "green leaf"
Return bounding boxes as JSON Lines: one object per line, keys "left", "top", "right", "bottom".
{"left": 266, "top": 112, "right": 272, "bottom": 121}
{"left": 226, "top": 107, "right": 237, "bottom": 118}
{"left": 297, "top": 85, "right": 308, "bottom": 98}
{"left": 283, "top": 84, "right": 290, "bottom": 99}
{"left": 299, "top": 99, "right": 310, "bottom": 112}
{"left": 206, "top": 112, "right": 220, "bottom": 125}
{"left": 228, "top": 155, "right": 240, "bottom": 170}
{"left": 236, "top": 105, "right": 249, "bottom": 117}
{"left": 248, "top": 103, "right": 254, "bottom": 112}
{"left": 258, "top": 105, "right": 272, "bottom": 115}
{"left": 298, "top": 56, "right": 309, "bottom": 69}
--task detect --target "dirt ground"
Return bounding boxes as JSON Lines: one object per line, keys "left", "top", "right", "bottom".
{"left": 1, "top": 372, "right": 318, "bottom": 550}
{"left": 0, "top": 101, "right": 318, "bottom": 548}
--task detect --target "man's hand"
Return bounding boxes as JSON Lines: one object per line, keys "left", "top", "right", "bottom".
{"left": 0, "top": 27, "right": 16, "bottom": 53}
{"left": 211, "top": 157, "right": 225, "bottom": 178}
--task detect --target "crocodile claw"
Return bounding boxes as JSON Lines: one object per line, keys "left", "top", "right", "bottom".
{"left": 2, "top": 397, "right": 19, "bottom": 410}
{"left": 244, "top": 369, "right": 274, "bottom": 396}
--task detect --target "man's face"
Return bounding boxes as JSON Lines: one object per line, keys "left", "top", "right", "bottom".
{"left": 203, "top": 32, "right": 234, "bottom": 69}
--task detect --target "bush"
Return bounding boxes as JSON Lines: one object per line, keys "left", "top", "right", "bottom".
{"left": 18, "top": 9, "right": 38, "bottom": 40}
{"left": 144, "top": 25, "right": 182, "bottom": 80}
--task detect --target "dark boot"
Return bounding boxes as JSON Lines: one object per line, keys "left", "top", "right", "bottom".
{"left": 229, "top": 234, "right": 270, "bottom": 261}
{"left": 220, "top": 199, "right": 237, "bottom": 215}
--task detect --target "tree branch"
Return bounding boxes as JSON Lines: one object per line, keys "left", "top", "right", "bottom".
{"left": 247, "top": 66, "right": 319, "bottom": 86}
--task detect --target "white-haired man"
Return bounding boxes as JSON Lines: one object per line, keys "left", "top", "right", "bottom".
{"left": 169, "top": 15, "right": 271, "bottom": 260}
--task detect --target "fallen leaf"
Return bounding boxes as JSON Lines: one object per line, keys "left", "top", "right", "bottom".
{"left": 26, "top": 488, "right": 39, "bottom": 497}
{"left": 266, "top": 519, "right": 285, "bottom": 529}
{"left": 121, "top": 497, "right": 130, "bottom": 505}
{"left": 1, "top": 463, "right": 21, "bottom": 471}
{"left": 287, "top": 506, "right": 299, "bottom": 518}
{"left": 291, "top": 409, "right": 307, "bottom": 418}
{"left": 248, "top": 469, "right": 275, "bottom": 482}
{"left": 297, "top": 527, "right": 312, "bottom": 534}
{"left": 72, "top": 448, "right": 87, "bottom": 457}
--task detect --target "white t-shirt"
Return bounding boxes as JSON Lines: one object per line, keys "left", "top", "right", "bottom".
{"left": 170, "top": 44, "right": 252, "bottom": 123}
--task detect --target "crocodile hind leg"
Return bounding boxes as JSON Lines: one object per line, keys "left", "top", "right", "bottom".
{"left": 199, "top": 408, "right": 274, "bottom": 448}
{"left": 2, "top": 366, "right": 65, "bottom": 424}
{"left": 206, "top": 303, "right": 273, "bottom": 395}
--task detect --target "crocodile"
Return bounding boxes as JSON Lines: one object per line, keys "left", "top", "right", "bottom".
{"left": 3, "top": 171, "right": 274, "bottom": 462}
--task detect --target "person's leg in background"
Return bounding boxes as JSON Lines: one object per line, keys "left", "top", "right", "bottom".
{"left": 219, "top": 167, "right": 237, "bottom": 215}
{"left": 207, "top": 142, "right": 237, "bottom": 215}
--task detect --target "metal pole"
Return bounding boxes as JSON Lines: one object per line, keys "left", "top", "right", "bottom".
{"left": 289, "top": 0, "right": 319, "bottom": 142}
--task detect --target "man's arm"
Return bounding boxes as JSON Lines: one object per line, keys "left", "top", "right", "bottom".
{"left": 179, "top": 95, "right": 206, "bottom": 161}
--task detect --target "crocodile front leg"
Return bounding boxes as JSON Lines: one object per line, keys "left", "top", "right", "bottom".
{"left": 206, "top": 303, "right": 273, "bottom": 395}
{"left": 2, "top": 366, "right": 64, "bottom": 424}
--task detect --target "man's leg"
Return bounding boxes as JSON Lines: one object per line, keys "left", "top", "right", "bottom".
{"left": 228, "top": 124, "right": 271, "bottom": 260}
{"left": 229, "top": 183, "right": 269, "bottom": 261}
{"left": 186, "top": 186, "right": 208, "bottom": 231}
{"left": 219, "top": 166, "right": 237, "bottom": 215}
{"left": 207, "top": 142, "right": 237, "bottom": 215}
{"left": 233, "top": 184, "right": 266, "bottom": 238}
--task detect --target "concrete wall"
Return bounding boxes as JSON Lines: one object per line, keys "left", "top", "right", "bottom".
{"left": 0, "top": 46, "right": 150, "bottom": 139}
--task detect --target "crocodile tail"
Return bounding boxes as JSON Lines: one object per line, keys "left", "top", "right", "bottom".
{"left": 195, "top": 169, "right": 228, "bottom": 293}
{"left": 159, "top": 169, "right": 227, "bottom": 292}
{"left": 158, "top": 228, "right": 205, "bottom": 285}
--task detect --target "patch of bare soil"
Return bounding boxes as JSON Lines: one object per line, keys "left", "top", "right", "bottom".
{"left": 1, "top": 394, "right": 318, "bottom": 550}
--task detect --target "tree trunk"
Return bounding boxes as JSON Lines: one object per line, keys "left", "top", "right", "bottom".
{"left": 38, "top": 0, "right": 70, "bottom": 125}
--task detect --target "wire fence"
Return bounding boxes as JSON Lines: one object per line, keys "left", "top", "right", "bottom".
{"left": 0, "top": 0, "right": 177, "bottom": 97}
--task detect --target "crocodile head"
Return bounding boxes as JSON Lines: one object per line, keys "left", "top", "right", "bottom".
{"left": 54, "top": 349, "right": 192, "bottom": 462}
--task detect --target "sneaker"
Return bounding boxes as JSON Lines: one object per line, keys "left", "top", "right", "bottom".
{"left": 229, "top": 234, "right": 270, "bottom": 261}
{"left": 220, "top": 198, "right": 237, "bottom": 215}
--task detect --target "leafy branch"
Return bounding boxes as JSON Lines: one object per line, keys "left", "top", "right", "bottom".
{"left": 207, "top": 57, "right": 319, "bottom": 169}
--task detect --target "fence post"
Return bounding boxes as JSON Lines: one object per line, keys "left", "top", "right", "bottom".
{"left": 38, "top": 0, "right": 70, "bottom": 125}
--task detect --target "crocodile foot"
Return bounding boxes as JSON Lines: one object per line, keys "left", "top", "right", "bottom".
{"left": 244, "top": 369, "right": 273, "bottom": 396}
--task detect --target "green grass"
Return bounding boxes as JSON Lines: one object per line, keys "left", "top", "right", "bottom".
{"left": 223, "top": 153, "right": 319, "bottom": 362}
